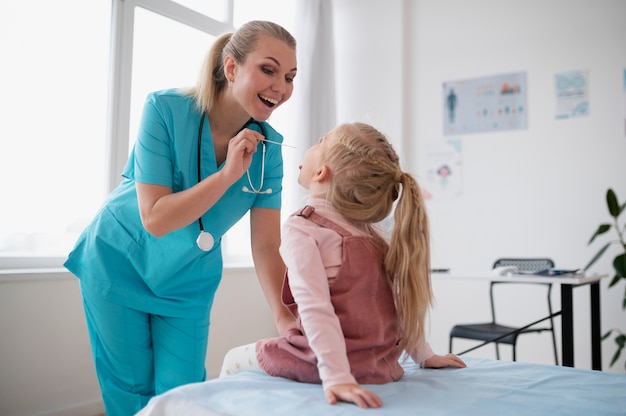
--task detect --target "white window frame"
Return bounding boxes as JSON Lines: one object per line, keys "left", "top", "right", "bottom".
{"left": 1, "top": 0, "right": 298, "bottom": 272}
{"left": 1, "top": 1, "right": 234, "bottom": 272}
{"left": 107, "top": 0, "right": 234, "bottom": 192}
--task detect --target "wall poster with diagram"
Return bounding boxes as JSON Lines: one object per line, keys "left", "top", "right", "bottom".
{"left": 420, "top": 138, "right": 463, "bottom": 200}
{"left": 554, "top": 70, "right": 589, "bottom": 119}
{"left": 443, "top": 72, "right": 527, "bottom": 136}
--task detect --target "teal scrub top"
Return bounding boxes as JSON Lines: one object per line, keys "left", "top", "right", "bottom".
{"left": 64, "top": 88, "right": 284, "bottom": 319}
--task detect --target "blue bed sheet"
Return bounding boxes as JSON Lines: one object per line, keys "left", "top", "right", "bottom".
{"left": 137, "top": 357, "right": 626, "bottom": 415}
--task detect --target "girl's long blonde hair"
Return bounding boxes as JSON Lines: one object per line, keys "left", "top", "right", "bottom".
{"left": 188, "top": 20, "right": 296, "bottom": 114}
{"left": 323, "top": 122, "right": 433, "bottom": 354}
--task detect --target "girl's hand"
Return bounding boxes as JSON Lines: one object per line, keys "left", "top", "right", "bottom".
{"left": 424, "top": 353, "right": 467, "bottom": 369}
{"left": 324, "top": 384, "right": 383, "bottom": 409}
{"left": 222, "top": 128, "right": 264, "bottom": 183}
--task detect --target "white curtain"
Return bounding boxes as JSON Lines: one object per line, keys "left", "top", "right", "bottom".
{"left": 284, "top": 0, "right": 336, "bottom": 211}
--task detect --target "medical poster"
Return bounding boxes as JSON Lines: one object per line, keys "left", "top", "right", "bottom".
{"left": 555, "top": 70, "right": 589, "bottom": 119}
{"left": 443, "top": 72, "right": 527, "bottom": 136}
{"left": 420, "top": 139, "right": 463, "bottom": 200}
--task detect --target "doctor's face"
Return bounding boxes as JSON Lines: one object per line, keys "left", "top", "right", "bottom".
{"left": 230, "top": 35, "right": 297, "bottom": 122}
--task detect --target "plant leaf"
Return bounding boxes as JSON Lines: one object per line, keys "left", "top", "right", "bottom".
{"left": 588, "top": 224, "right": 612, "bottom": 244}
{"left": 607, "top": 189, "right": 619, "bottom": 217}
{"left": 609, "top": 333, "right": 625, "bottom": 368}
{"left": 583, "top": 242, "right": 612, "bottom": 270}
{"left": 613, "top": 253, "right": 626, "bottom": 278}
{"left": 609, "top": 275, "right": 620, "bottom": 287}
{"left": 602, "top": 330, "right": 613, "bottom": 340}
{"left": 610, "top": 348, "right": 621, "bottom": 367}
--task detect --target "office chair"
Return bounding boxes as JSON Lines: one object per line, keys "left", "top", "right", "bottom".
{"left": 449, "top": 258, "right": 559, "bottom": 364}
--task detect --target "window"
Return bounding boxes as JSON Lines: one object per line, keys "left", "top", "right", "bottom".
{"left": 1, "top": 0, "right": 295, "bottom": 269}
{"left": 0, "top": 1, "right": 110, "bottom": 267}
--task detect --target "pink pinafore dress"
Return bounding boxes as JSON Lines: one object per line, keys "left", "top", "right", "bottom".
{"left": 257, "top": 206, "right": 404, "bottom": 384}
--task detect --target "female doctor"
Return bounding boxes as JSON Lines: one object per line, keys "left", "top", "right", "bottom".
{"left": 64, "top": 20, "right": 298, "bottom": 416}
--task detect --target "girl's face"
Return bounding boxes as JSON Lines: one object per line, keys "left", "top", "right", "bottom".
{"left": 229, "top": 35, "right": 297, "bottom": 122}
{"left": 298, "top": 127, "right": 340, "bottom": 190}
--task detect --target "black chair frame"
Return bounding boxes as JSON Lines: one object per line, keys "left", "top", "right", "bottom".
{"left": 449, "top": 258, "right": 559, "bottom": 364}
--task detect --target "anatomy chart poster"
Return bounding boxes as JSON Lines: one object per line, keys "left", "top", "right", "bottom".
{"left": 554, "top": 70, "right": 589, "bottom": 119}
{"left": 443, "top": 72, "right": 527, "bottom": 136}
{"left": 420, "top": 139, "right": 463, "bottom": 200}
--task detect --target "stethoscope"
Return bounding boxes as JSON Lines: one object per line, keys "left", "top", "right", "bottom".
{"left": 196, "top": 114, "right": 271, "bottom": 251}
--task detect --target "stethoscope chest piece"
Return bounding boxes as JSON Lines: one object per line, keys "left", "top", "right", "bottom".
{"left": 196, "top": 231, "right": 214, "bottom": 251}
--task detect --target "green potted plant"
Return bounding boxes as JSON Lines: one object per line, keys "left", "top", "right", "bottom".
{"left": 584, "top": 188, "right": 626, "bottom": 370}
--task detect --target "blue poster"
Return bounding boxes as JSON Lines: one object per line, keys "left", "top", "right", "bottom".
{"left": 555, "top": 70, "right": 589, "bottom": 119}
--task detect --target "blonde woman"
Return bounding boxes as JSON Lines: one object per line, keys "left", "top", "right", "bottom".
{"left": 221, "top": 123, "right": 465, "bottom": 408}
{"left": 65, "top": 21, "right": 298, "bottom": 416}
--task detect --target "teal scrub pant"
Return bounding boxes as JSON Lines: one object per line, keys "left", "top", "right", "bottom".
{"left": 81, "top": 285, "right": 210, "bottom": 416}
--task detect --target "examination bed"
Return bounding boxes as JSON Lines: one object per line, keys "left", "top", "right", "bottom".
{"left": 136, "top": 356, "right": 626, "bottom": 415}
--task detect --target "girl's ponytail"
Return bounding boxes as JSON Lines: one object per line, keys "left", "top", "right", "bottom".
{"left": 386, "top": 171, "right": 433, "bottom": 354}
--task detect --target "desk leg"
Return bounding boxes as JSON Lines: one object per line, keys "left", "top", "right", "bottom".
{"left": 561, "top": 284, "right": 574, "bottom": 367}
{"left": 590, "top": 282, "right": 602, "bottom": 370}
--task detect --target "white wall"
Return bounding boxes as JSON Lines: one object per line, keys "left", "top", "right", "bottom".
{"left": 3, "top": 0, "right": 625, "bottom": 414}
{"left": 408, "top": 0, "right": 626, "bottom": 371}
{"left": 332, "top": 0, "right": 406, "bottom": 154}
{"left": 0, "top": 272, "right": 103, "bottom": 416}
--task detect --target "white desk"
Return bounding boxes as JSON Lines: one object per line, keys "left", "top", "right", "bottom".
{"left": 434, "top": 269, "right": 608, "bottom": 369}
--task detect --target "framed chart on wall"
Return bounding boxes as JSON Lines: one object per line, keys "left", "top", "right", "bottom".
{"left": 420, "top": 138, "right": 463, "bottom": 200}
{"left": 554, "top": 70, "right": 589, "bottom": 120}
{"left": 443, "top": 72, "right": 527, "bottom": 136}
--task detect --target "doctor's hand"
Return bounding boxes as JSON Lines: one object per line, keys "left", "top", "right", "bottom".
{"left": 325, "top": 383, "right": 383, "bottom": 409}
{"left": 222, "top": 128, "right": 264, "bottom": 183}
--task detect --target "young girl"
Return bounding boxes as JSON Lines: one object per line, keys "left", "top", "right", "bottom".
{"left": 220, "top": 122, "right": 465, "bottom": 408}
